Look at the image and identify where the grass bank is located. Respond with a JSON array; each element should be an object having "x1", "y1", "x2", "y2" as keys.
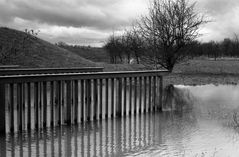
[{"x1": 164, "y1": 58, "x2": 239, "y2": 86}]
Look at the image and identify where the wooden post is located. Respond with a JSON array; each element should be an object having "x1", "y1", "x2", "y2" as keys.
[
  {"x1": 10, "y1": 83, "x2": 14, "y2": 132},
  {"x1": 86, "y1": 79, "x2": 91, "y2": 121},
  {"x1": 116, "y1": 78, "x2": 122, "y2": 117},
  {"x1": 144, "y1": 77, "x2": 147, "y2": 113},
  {"x1": 93, "y1": 79, "x2": 98, "y2": 120},
  {"x1": 39, "y1": 82, "x2": 42, "y2": 128},
  {"x1": 129, "y1": 77, "x2": 132, "y2": 115},
  {"x1": 153, "y1": 76, "x2": 157, "y2": 112},
  {"x1": 80, "y1": 80, "x2": 85, "y2": 122},
  {"x1": 159, "y1": 76, "x2": 163, "y2": 111},
  {"x1": 123, "y1": 78, "x2": 127, "y2": 116},
  {"x1": 99, "y1": 79, "x2": 103, "y2": 119},
  {"x1": 34, "y1": 82, "x2": 39, "y2": 129},
  {"x1": 74, "y1": 80, "x2": 79, "y2": 124},
  {"x1": 148, "y1": 76, "x2": 152, "y2": 112},
  {"x1": 50, "y1": 81, "x2": 54, "y2": 127},
  {"x1": 139, "y1": 77, "x2": 142, "y2": 114},
  {"x1": 0, "y1": 83, "x2": 6, "y2": 134},
  {"x1": 134, "y1": 77, "x2": 137, "y2": 114},
  {"x1": 22, "y1": 83, "x2": 25, "y2": 129},
  {"x1": 17, "y1": 83, "x2": 23, "y2": 131},
  {"x1": 111, "y1": 78, "x2": 114, "y2": 118},
  {"x1": 66, "y1": 80, "x2": 72, "y2": 124},
  {"x1": 43, "y1": 82, "x2": 47, "y2": 128},
  {"x1": 105, "y1": 78, "x2": 109, "y2": 118},
  {"x1": 58, "y1": 81, "x2": 62, "y2": 125}
]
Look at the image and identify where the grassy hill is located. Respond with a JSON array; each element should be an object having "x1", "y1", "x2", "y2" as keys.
[
  {"x1": 0, "y1": 27, "x2": 97, "y2": 68},
  {"x1": 61, "y1": 45, "x2": 110, "y2": 63}
]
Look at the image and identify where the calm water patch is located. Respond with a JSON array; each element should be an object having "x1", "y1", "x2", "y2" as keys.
[{"x1": 1, "y1": 84, "x2": 239, "y2": 157}]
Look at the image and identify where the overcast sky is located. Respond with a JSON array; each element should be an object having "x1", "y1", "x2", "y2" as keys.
[{"x1": 1, "y1": 0, "x2": 239, "y2": 47}]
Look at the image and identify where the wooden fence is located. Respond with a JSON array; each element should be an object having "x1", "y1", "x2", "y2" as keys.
[{"x1": 0, "y1": 70, "x2": 168, "y2": 134}]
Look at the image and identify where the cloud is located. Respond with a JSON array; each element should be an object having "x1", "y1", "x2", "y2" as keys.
[
  {"x1": 0, "y1": 0, "x2": 147, "y2": 30},
  {"x1": 196, "y1": 0, "x2": 239, "y2": 41}
]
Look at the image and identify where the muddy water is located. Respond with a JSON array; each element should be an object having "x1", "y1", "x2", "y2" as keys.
[{"x1": 1, "y1": 84, "x2": 239, "y2": 157}]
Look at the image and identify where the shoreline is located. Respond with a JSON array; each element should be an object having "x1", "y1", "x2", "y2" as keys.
[{"x1": 164, "y1": 73, "x2": 239, "y2": 86}]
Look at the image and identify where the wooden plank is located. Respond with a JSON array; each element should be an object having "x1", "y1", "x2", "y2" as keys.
[
  {"x1": 111, "y1": 78, "x2": 114, "y2": 118},
  {"x1": 0, "y1": 67, "x2": 104, "y2": 76},
  {"x1": 123, "y1": 78, "x2": 127, "y2": 116},
  {"x1": 0, "y1": 70, "x2": 169, "y2": 84},
  {"x1": 0, "y1": 83, "x2": 6, "y2": 134},
  {"x1": 74, "y1": 80, "x2": 79, "y2": 124},
  {"x1": 10, "y1": 83, "x2": 14, "y2": 132},
  {"x1": 105, "y1": 78, "x2": 109, "y2": 118},
  {"x1": 66, "y1": 80, "x2": 72, "y2": 124},
  {"x1": 43, "y1": 82, "x2": 47, "y2": 127}
]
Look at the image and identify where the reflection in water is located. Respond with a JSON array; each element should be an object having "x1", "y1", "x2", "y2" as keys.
[
  {"x1": 3, "y1": 113, "x2": 164, "y2": 157},
  {"x1": 163, "y1": 84, "x2": 196, "y2": 111},
  {"x1": 2, "y1": 85, "x2": 239, "y2": 156}
]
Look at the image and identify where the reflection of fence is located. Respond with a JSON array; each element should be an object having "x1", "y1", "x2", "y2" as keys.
[
  {"x1": 0, "y1": 67, "x2": 104, "y2": 75},
  {"x1": 0, "y1": 70, "x2": 168, "y2": 133},
  {"x1": 2, "y1": 113, "x2": 161, "y2": 157}
]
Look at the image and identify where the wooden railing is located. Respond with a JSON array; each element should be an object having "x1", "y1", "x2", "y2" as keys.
[
  {"x1": 0, "y1": 70, "x2": 168, "y2": 134},
  {"x1": 0, "y1": 67, "x2": 104, "y2": 75}
]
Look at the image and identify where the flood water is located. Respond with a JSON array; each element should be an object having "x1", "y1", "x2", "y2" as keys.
[{"x1": 1, "y1": 84, "x2": 239, "y2": 157}]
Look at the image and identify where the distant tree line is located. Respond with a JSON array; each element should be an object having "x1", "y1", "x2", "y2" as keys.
[{"x1": 188, "y1": 35, "x2": 239, "y2": 60}]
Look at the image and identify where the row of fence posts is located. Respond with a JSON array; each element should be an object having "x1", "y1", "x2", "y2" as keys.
[{"x1": 0, "y1": 74, "x2": 164, "y2": 134}]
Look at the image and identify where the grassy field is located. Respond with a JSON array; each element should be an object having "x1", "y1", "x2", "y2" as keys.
[
  {"x1": 165, "y1": 58, "x2": 239, "y2": 86},
  {"x1": 62, "y1": 46, "x2": 110, "y2": 63}
]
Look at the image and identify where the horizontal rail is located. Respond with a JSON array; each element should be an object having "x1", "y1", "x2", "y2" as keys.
[
  {"x1": 0, "y1": 65, "x2": 20, "y2": 69},
  {"x1": 0, "y1": 67, "x2": 104, "y2": 76},
  {"x1": 0, "y1": 70, "x2": 169, "y2": 83}
]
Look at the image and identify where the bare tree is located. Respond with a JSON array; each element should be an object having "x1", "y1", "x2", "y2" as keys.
[{"x1": 138, "y1": 0, "x2": 207, "y2": 71}]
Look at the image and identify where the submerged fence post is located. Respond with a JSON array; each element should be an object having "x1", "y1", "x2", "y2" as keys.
[
  {"x1": 0, "y1": 83, "x2": 5, "y2": 134},
  {"x1": 159, "y1": 76, "x2": 163, "y2": 111},
  {"x1": 116, "y1": 78, "x2": 122, "y2": 117},
  {"x1": 66, "y1": 80, "x2": 72, "y2": 124}
]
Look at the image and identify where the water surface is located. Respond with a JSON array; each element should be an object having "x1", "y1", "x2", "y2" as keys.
[{"x1": 1, "y1": 84, "x2": 239, "y2": 157}]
